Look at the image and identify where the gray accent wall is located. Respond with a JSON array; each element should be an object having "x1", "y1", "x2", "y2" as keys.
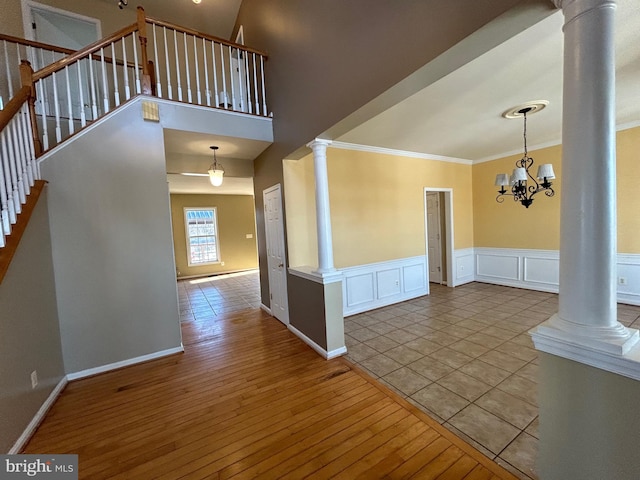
[
  {"x1": 288, "y1": 274, "x2": 327, "y2": 349},
  {"x1": 40, "y1": 99, "x2": 183, "y2": 375},
  {"x1": 538, "y1": 353, "x2": 640, "y2": 479},
  {"x1": 0, "y1": 191, "x2": 65, "y2": 453}
]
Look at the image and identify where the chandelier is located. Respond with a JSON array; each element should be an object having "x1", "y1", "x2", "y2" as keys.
[
  {"x1": 495, "y1": 104, "x2": 555, "y2": 208},
  {"x1": 208, "y1": 146, "x2": 225, "y2": 187}
]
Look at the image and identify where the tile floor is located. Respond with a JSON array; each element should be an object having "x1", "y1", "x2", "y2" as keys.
[
  {"x1": 176, "y1": 272, "x2": 640, "y2": 480},
  {"x1": 344, "y1": 282, "x2": 640, "y2": 480},
  {"x1": 177, "y1": 270, "x2": 262, "y2": 323}
]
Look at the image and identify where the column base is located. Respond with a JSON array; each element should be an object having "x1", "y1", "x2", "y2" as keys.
[{"x1": 531, "y1": 313, "x2": 640, "y2": 381}]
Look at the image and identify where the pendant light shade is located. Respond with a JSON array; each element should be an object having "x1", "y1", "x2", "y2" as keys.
[{"x1": 207, "y1": 146, "x2": 224, "y2": 187}]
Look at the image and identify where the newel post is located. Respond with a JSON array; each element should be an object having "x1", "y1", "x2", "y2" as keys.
[
  {"x1": 19, "y1": 60, "x2": 42, "y2": 157},
  {"x1": 136, "y1": 6, "x2": 153, "y2": 95}
]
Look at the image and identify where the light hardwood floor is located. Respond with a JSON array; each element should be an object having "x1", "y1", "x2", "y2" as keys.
[{"x1": 24, "y1": 275, "x2": 518, "y2": 479}]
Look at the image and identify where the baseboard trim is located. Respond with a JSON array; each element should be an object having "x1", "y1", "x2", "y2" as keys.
[
  {"x1": 9, "y1": 376, "x2": 68, "y2": 454},
  {"x1": 287, "y1": 324, "x2": 346, "y2": 360},
  {"x1": 66, "y1": 345, "x2": 185, "y2": 381},
  {"x1": 260, "y1": 303, "x2": 272, "y2": 315}
]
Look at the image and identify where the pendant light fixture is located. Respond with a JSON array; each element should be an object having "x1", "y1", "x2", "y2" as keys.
[
  {"x1": 495, "y1": 102, "x2": 555, "y2": 208},
  {"x1": 208, "y1": 146, "x2": 224, "y2": 187}
]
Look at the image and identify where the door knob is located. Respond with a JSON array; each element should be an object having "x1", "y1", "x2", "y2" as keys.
[{"x1": 278, "y1": 263, "x2": 284, "y2": 268}]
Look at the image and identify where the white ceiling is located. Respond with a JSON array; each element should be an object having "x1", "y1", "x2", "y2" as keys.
[{"x1": 337, "y1": 0, "x2": 640, "y2": 162}]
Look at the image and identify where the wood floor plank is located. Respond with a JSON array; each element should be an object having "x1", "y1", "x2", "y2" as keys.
[{"x1": 23, "y1": 299, "x2": 519, "y2": 480}]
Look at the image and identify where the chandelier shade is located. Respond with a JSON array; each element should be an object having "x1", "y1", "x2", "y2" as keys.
[{"x1": 494, "y1": 105, "x2": 555, "y2": 209}]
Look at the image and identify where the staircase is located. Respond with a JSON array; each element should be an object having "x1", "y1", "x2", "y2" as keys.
[{"x1": 0, "y1": 6, "x2": 269, "y2": 256}]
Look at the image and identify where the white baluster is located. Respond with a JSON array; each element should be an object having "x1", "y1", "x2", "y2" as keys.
[
  {"x1": 3, "y1": 41, "x2": 13, "y2": 99},
  {"x1": 0, "y1": 130, "x2": 17, "y2": 224},
  {"x1": 122, "y1": 37, "x2": 131, "y2": 100},
  {"x1": 260, "y1": 55, "x2": 267, "y2": 116},
  {"x1": 6, "y1": 123, "x2": 24, "y2": 209},
  {"x1": 193, "y1": 36, "x2": 201, "y2": 105},
  {"x1": 111, "y1": 43, "x2": 120, "y2": 107},
  {"x1": 76, "y1": 60, "x2": 87, "y2": 127},
  {"x1": 211, "y1": 40, "x2": 219, "y2": 107},
  {"x1": 174, "y1": 30, "x2": 182, "y2": 101},
  {"x1": 152, "y1": 25, "x2": 162, "y2": 97},
  {"x1": 220, "y1": 43, "x2": 227, "y2": 109},
  {"x1": 22, "y1": 103, "x2": 38, "y2": 181},
  {"x1": 244, "y1": 49, "x2": 252, "y2": 114},
  {"x1": 38, "y1": 50, "x2": 49, "y2": 117},
  {"x1": 252, "y1": 53, "x2": 259, "y2": 115},
  {"x1": 88, "y1": 55, "x2": 98, "y2": 119},
  {"x1": 36, "y1": 78, "x2": 49, "y2": 150},
  {"x1": 163, "y1": 27, "x2": 172, "y2": 99},
  {"x1": 228, "y1": 46, "x2": 236, "y2": 110},
  {"x1": 184, "y1": 33, "x2": 192, "y2": 103},
  {"x1": 132, "y1": 32, "x2": 141, "y2": 94},
  {"x1": 203, "y1": 38, "x2": 211, "y2": 106},
  {"x1": 100, "y1": 48, "x2": 109, "y2": 113},
  {"x1": 65, "y1": 66, "x2": 74, "y2": 135},
  {"x1": 17, "y1": 106, "x2": 34, "y2": 187},
  {"x1": 235, "y1": 48, "x2": 244, "y2": 112},
  {"x1": 0, "y1": 147, "x2": 9, "y2": 238},
  {"x1": 12, "y1": 119, "x2": 30, "y2": 197},
  {"x1": 51, "y1": 72, "x2": 62, "y2": 143}
]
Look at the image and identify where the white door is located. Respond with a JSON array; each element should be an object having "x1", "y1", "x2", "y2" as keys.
[
  {"x1": 426, "y1": 192, "x2": 442, "y2": 284},
  {"x1": 23, "y1": 2, "x2": 101, "y2": 119},
  {"x1": 263, "y1": 184, "x2": 289, "y2": 325}
]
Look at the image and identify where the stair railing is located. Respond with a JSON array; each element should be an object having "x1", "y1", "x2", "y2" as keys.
[
  {"x1": 0, "y1": 81, "x2": 39, "y2": 248},
  {"x1": 0, "y1": 33, "x2": 74, "y2": 113},
  {"x1": 145, "y1": 13, "x2": 269, "y2": 115}
]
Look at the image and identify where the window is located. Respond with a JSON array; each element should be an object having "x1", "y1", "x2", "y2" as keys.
[{"x1": 185, "y1": 208, "x2": 220, "y2": 266}]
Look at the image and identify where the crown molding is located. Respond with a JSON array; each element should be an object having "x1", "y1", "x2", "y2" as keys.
[{"x1": 329, "y1": 141, "x2": 473, "y2": 165}]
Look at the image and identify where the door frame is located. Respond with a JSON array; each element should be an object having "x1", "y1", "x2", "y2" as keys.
[
  {"x1": 21, "y1": 0, "x2": 102, "y2": 43},
  {"x1": 423, "y1": 188, "x2": 454, "y2": 287},
  {"x1": 263, "y1": 183, "x2": 290, "y2": 324}
]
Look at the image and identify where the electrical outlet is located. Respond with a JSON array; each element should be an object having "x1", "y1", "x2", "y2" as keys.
[
  {"x1": 221, "y1": 262, "x2": 225, "y2": 266},
  {"x1": 619, "y1": 277, "x2": 627, "y2": 285},
  {"x1": 30, "y1": 370, "x2": 38, "y2": 389},
  {"x1": 246, "y1": 233, "x2": 253, "y2": 239}
]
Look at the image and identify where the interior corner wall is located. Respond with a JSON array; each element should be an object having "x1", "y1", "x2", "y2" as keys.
[
  {"x1": 282, "y1": 156, "x2": 318, "y2": 268},
  {"x1": 170, "y1": 193, "x2": 258, "y2": 278},
  {"x1": 472, "y1": 126, "x2": 640, "y2": 253},
  {"x1": 326, "y1": 149, "x2": 473, "y2": 268},
  {"x1": 0, "y1": 191, "x2": 65, "y2": 453},
  {"x1": 235, "y1": 0, "x2": 551, "y2": 302},
  {"x1": 40, "y1": 100, "x2": 182, "y2": 375}
]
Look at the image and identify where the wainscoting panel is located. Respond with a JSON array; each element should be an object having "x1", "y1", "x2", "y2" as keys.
[
  {"x1": 343, "y1": 256, "x2": 428, "y2": 316},
  {"x1": 473, "y1": 248, "x2": 640, "y2": 305},
  {"x1": 453, "y1": 248, "x2": 475, "y2": 287},
  {"x1": 377, "y1": 269, "x2": 402, "y2": 299},
  {"x1": 404, "y1": 263, "x2": 427, "y2": 292},
  {"x1": 477, "y1": 253, "x2": 520, "y2": 281},
  {"x1": 345, "y1": 273, "x2": 375, "y2": 308}
]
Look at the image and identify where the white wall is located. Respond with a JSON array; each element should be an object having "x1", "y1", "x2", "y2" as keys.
[{"x1": 39, "y1": 98, "x2": 183, "y2": 375}]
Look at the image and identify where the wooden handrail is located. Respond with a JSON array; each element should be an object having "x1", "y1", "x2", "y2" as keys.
[
  {"x1": 0, "y1": 33, "x2": 76, "y2": 55},
  {"x1": 146, "y1": 16, "x2": 269, "y2": 58},
  {"x1": 32, "y1": 23, "x2": 138, "y2": 81},
  {"x1": 0, "y1": 87, "x2": 30, "y2": 134}
]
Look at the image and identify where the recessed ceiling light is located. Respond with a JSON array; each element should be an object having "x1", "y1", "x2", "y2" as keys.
[
  {"x1": 193, "y1": 0, "x2": 202, "y2": 4},
  {"x1": 502, "y1": 100, "x2": 549, "y2": 119}
]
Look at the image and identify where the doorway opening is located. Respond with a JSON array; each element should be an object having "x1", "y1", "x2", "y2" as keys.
[{"x1": 424, "y1": 188, "x2": 454, "y2": 286}]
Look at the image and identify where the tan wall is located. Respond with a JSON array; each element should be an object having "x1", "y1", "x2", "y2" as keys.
[
  {"x1": 171, "y1": 194, "x2": 258, "y2": 278},
  {"x1": 284, "y1": 148, "x2": 474, "y2": 270},
  {"x1": 473, "y1": 126, "x2": 640, "y2": 253},
  {"x1": 283, "y1": 156, "x2": 317, "y2": 267}
]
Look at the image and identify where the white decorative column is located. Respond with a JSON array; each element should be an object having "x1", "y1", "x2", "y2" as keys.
[
  {"x1": 532, "y1": 0, "x2": 639, "y2": 368},
  {"x1": 308, "y1": 139, "x2": 336, "y2": 274}
]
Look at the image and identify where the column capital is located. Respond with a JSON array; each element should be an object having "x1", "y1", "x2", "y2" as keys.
[
  {"x1": 307, "y1": 138, "x2": 332, "y2": 150},
  {"x1": 552, "y1": 0, "x2": 615, "y2": 8}
]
